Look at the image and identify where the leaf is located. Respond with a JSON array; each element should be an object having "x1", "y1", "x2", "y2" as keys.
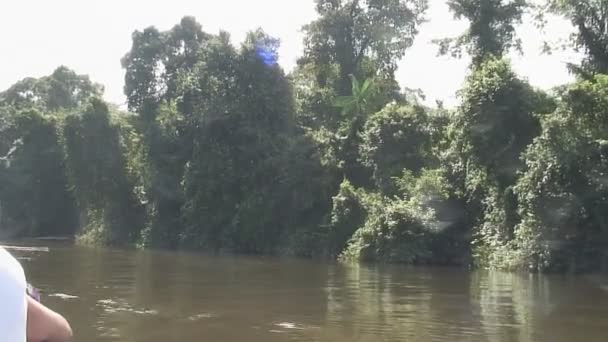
[
  {"x1": 360, "y1": 78, "x2": 372, "y2": 96},
  {"x1": 350, "y1": 75, "x2": 360, "y2": 97},
  {"x1": 333, "y1": 96, "x2": 356, "y2": 108}
]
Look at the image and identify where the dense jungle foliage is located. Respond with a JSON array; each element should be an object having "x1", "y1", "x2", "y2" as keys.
[{"x1": 2, "y1": 0, "x2": 608, "y2": 272}]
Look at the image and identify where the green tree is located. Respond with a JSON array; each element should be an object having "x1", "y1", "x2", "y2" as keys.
[
  {"x1": 122, "y1": 16, "x2": 209, "y2": 114},
  {"x1": 324, "y1": 179, "x2": 367, "y2": 257},
  {"x1": 180, "y1": 29, "x2": 328, "y2": 254},
  {"x1": 0, "y1": 110, "x2": 77, "y2": 237},
  {"x1": 121, "y1": 16, "x2": 210, "y2": 247},
  {"x1": 435, "y1": 0, "x2": 527, "y2": 65},
  {"x1": 293, "y1": 0, "x2": 429, "y2": 194},
  {"x1": 434, "y1": 0, "x2": 554, "y2": 269},
  {"x1": 0, "y1": 66, "x2": 103, "y2": 112},
  {"x1": 359, "y1": 103, "x2": 432, "y2": 194},
  {"x1": 448, "y1": 58, "x2": 549, "y2": 267},
  {"x1": 63, "y1": 99, "x2": 144, "y2": 245},
  {"x1": 301, "y1": 0, "x2": 428, "y2": 95},
  {"x1": 331, "y1": 75, "x2": 381, "y2": 185},
  {"x1": 547, "y1": 0, "x2": 608, "y2": 76},
  {"x1": 0, "y1": 106, "x2": 17, "y2": 159},
  {"x1": 341, "y1": 170, "x2": 449, "y2": 263},
  {"x1": 0, "y1": 67, "x2": 100, "y2": 238},
  {"x1": 514, "y1": 75, "x2": 608, "y2": 271},
  {"x1": 456, "y1": 58, "x2": 543, "y2": 188}
]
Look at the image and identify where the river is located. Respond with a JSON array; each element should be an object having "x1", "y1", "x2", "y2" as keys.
[{"x1": 6, "y1": 241, "x2": 608, "y2": 341}]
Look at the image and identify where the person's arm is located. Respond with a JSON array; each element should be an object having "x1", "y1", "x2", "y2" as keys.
[{"x1": 26, "y1": 296, "x2": 73, "y2": 342}]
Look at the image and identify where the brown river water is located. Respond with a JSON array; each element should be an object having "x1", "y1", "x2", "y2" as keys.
[{"x1": 5, "y1": 241, "x2": 608, "y2": 341}]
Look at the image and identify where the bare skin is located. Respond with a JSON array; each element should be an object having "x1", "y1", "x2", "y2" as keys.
[{"x1": 26, "y1": 296, "x2": 73, "y2": 342}]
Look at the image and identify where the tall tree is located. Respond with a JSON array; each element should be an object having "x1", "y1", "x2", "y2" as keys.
[
  {"x1": 0, "y1": 110, "x2": 77, "y2": 237},
  {"x1": 456, "y1": 59, "x2": 543, "y2": 188},
  {"x1": 295, "y1": 0, "x2": 428, "y2": 189},
  {"x1": 436, "y1": 0, "x2": 552, "y2": 268},
  {"x1": 515, "y1": 75, "x2": 608, "y2": 271},
  {"x1": 180, "y1": 29, "x2": 320, "y2": 253},
  {"x1": 122, "y1": 16, "x2": 209, "y2": 115},
  {"x1": 547, "y1": 0, "x2": 608, "y2": 76},
  {"x1": 63, "y1": 99, "x2": 144, "y2": 244},
  {"x1": 0, "y1": 66, "x2": 103, "y2": 112},
  {"x1": 300, "y1": 0, "x2": 428, "y2": 95},
  {"x1": 436, "y1": 0, "x2": 527, "y2": 65},
  {"x1": 121, "y1": 16, "x2": 210, "y2": 247},
  {"x1": 0, "y1": 67, "x2": 100, "y2": 238}
]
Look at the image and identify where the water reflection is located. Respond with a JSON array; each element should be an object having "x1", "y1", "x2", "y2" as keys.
[
  {"x1": 5, "y1": 242, "x2": 608, "y2": 342},
  {"x1": 325, "y1": 265, "x2": 479, "y2": 341},
  {"x1": 473, "y1": 272, "x2": 535, "y2": 341}
]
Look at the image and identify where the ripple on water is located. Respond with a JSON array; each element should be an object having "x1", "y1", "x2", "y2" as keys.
[
  {"x1": 272, "y1": 321, "x2": 321, "y2": 333},
  {"x1": 187, "y1": 313, "x2": 215, "y2": 321},
  {"x1": 48, "y1": 293, "x2": 79, "y2": 300},
  {"x1": 97, "y1": 326, "x2": 121, "y2": 338},
  {"x1": 97, "y1": 298, "x2": 159, "y2": 315},
  {"x1": 275, "y1": 322, "x2": 304, "y2": 330}
]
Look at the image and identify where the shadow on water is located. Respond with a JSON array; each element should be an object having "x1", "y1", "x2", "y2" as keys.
[{"x1": 5, "y1": 241, "x2": 608, "y2": 341}]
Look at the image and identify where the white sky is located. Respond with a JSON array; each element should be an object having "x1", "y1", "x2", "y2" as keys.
[{"x1": 0, "y1": 0, "x2": 581, "y2": 108}]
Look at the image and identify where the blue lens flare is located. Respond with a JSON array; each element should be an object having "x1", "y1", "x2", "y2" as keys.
[{"x1": 255, "y1": 43, "x2": 278, "y2": 66}]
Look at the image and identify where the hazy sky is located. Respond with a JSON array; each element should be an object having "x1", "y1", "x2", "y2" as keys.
[{"x1": 0, "y1": 0, "x2": 581, "y2": 108}]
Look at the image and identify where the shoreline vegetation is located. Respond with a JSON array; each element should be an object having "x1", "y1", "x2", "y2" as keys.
[{"x1": 2, "y1": 0, "x2": 608, "y2": 273}]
